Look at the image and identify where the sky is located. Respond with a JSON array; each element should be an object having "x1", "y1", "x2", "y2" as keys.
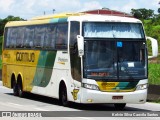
[{"x1": 0, "y1": 0, "x2": 160, "y2": 19}]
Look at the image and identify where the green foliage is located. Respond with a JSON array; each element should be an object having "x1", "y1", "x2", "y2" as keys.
[
  {"x1": 0, "y1": 15, "x2": 25, "y2": 36},
  {"x1": 148, "y1": 64, "x2": 160, "y2": 85},
  {"x1": 131, "y1": 8, "x2": 154, "y2": 20},
  {"x1": 143, "y1": 15, "x2": 160, "y2": 57},
  {"x1": 0, "y1": 58, "x2": 1, "y2": 69},
  {"x1": 0, "y1": 36, "x2": 2, "y2": 55}
]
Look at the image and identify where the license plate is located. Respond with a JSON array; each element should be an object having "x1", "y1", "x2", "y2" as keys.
[{"x1": 112, "y1": 96, "x2": 123, "y2": 100}]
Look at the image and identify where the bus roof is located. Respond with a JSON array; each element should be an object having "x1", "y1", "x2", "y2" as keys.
[
  {"x1": 31, "y1": 12, "x2": 85, "y2": 20},
  {"x1": 68, "y1": 14, "x2": 142, "y2": 23},
  {"x1": 5, "y1": 12, "x2": 142, "y2": 27},
  {"x1": 5, "y1": 12, "x2": 85, "y2": 27}
]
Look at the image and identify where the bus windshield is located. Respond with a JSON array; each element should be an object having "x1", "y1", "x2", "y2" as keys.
[
  {"x1": 83, "y1": 22, "x2": 147, "y2": 81},
  {"x1": 83, "y1": 22, "x2": 145, "y2": 39}
]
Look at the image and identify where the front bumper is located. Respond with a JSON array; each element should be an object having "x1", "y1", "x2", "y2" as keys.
[{"x1": 80, "y1": 88, "x2": 147, "y2": 104}]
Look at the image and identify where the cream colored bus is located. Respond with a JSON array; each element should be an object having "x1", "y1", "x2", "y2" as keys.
[{"x1": 2, "y1": 13, "x2": 158, "y2": 110}]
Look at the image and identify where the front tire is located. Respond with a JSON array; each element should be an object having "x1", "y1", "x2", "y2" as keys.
[{"x1": 60, "y1": 85, "x2": 70, "y2": 106}]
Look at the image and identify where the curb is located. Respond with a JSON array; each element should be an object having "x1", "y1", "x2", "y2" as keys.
[{"x1": 147, "y1": 84, "x2": 160, "y2": 101}]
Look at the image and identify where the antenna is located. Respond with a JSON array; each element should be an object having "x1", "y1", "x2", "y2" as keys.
[{"x1": 53, "y1": 9, "x2": 55, "y2": 14}]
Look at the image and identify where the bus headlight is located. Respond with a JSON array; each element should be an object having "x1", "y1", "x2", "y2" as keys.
[
  {"x1": 82, "y1": 83, "x2": 99, "y2": 90},
  {"x1": 136, "y1": 84, "x2": 148, "y2": 90}
]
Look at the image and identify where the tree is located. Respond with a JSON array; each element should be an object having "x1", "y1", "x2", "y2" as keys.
[
  {"x1": 158, "y1": 8, "x2": 160, "y2": 14},
  {"x1": 131, "y1": 8, "x2": 154, "y2": 19},
  {"x1": 0, "y1": 15, "x2": 24, "y2": 36}
]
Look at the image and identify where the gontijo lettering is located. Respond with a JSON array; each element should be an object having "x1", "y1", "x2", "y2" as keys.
[{"x1": 16, "y1": 52, "x2": 35, "y2": 62}]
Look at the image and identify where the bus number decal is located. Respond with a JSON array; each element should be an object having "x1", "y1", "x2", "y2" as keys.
[
  {"x1": 91, "y1": 72, "x2": 109, "y2": 77},
  {"x1": 16, "y1": 52, "x2": 35, "y2": 62}
]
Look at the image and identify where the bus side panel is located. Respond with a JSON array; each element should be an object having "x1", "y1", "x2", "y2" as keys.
[
  {"x1": 2, "y1": 64, "x2": 9, "y2": 88},
  {"x1": 2, "y1": 50, "x2": 40, "y2": 91},
  {"x1": 2, "y1": 50, "x2": 15, "y2": 88},
  {"x1": 23, "y1": 66, "x2": 37, "y2": 91}
]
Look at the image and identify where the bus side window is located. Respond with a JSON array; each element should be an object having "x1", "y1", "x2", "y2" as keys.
[
  {"x1": 34, "y1": 25, "x2": 46, "y2": 48},
  {"x1": 5, "y1": 28, "x2": 10, "y2": 48},
  {"x1": 70, "y1": 21, "x2": 80, "y2": 54},
  {"x1": 16, "y1": 27, "x2": 25, "y2": 48},
  {"x1": 24, "y1": 27, "x2": 34, "y2": 48},
  {"x1": 69, "y1": 21, "x2": 81, "y2": 81},
  {"x1": 9, "y1": 28, "x2": 17, "y2": 48},
  {"x1": 45, "y1": 25, "x2": 56, "y2": 49},
  {"x1": 55, "y1": 24, "x2": 68, "y2": 49}
]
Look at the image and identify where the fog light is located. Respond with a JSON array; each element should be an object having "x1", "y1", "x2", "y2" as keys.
[{"x1": 87, "y1": 99, "x2": 93, "y2": 103}]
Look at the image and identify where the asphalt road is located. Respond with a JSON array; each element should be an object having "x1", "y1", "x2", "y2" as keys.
[{"x1": 0, "y1": 81, "x2": 160, "y2": 120}]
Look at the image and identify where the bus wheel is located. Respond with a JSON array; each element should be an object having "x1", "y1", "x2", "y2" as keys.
[
  {"x1": 17, "y1": 81, "x2": 24, "y2": 97},
  {"x1": 60, "y1": 84, "x2": 69, "y2": 106},
  {"x1": 13, "y1": 80, "x2": 18, "y2": 96},
  {"x1": 114, "y1": 103, "x2": 126, "y2": 110}
]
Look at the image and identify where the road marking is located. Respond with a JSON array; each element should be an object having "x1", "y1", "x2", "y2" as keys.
[{"x1": 34, "y1": 108, "x2": 49, "y2": 111}]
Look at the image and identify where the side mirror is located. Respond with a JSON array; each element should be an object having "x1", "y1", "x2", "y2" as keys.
[
  {"x1": 77, "y1": 35, "x2": 84, "y2": 57},
  {"x1": 146, "y1": 36, "x2": 158, "y2": 59}
]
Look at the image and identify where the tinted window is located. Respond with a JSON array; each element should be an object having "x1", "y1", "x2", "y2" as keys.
[
  {"x1": 45, "y1": 25, "x2": 56, "y2": 49},
  {"x1": 24, "y1": 27, "x2": 34, "y2": 48},
  {"x1": 55, "y1": 24, "x2": 68, "y2": 49},
  {"x1": 34, "y1": 26, "x2": 46, "y2": 48},
  {"x1": 69, "y1": 21, "x2": 81, "y2": 81},
  {"x1": 16, "y1": 27, "x2": 25, "y2": 48},
  {"x1": 83, "y1": 22, "x2": 145, "y2": 39},
  {"x1": 70, "y1": 21, "x2": 80, "y2": 47},
  {"x1": 4, "y1": 23, "x2": 68, "y2": 50},
  {"x1": 8, "y1": 27, "x2": 17, "y2": 48}
]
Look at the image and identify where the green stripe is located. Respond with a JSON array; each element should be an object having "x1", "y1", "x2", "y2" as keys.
[
  {"x1": 32, "y1": 51, "x2": 57, "y2": 87},
  {"x1": 113, "y1": 82, "x2": 138, "y2": 90},
  {"x1": 50, "y1": 17, "x2": 68, "y2": 23}
]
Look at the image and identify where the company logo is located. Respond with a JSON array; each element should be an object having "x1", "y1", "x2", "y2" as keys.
[
  {"x1": 2, "y1": 112, "x2": 11, "y2": 117},
  {"x1": 57, "y1": 57, "x2": 68, "y2": 65},
  {"x1": 1, "y1": 112, "x2": 42, "y2": 117},
  {"x1": 16, "y1": 52, "x2": 35, "y2": 62}
]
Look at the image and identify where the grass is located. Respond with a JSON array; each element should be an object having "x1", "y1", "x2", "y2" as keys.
[
  {"x1": 148, "y1": 63, "x2": 160, "y2": 85},
  {"x1": 154, "y1": 100, "x2": 160, "y2": 103},
  {"x1": 149, "y1": 100, "x2": 160, "y2": 104},
  {"x1": 0, "y1": 36, "x2": 2, "y2": 55},
  {"x1": 144, "y1": 19, "x2": 152, "y2": 24}
]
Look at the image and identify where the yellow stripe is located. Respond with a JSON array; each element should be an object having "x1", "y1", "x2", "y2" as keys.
[
  {"x1": 57, "y1": 62, "x2": 65, "y2": 65},
  {"x1": 97, "y1": 82, "x2": 119, "y2": 91},
  {"x1": 5, "y1": 19, "x2": 50, "y2": 27},
  {"x1": 97, "y1": 81, "x2": 135, "y2": 92}
]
